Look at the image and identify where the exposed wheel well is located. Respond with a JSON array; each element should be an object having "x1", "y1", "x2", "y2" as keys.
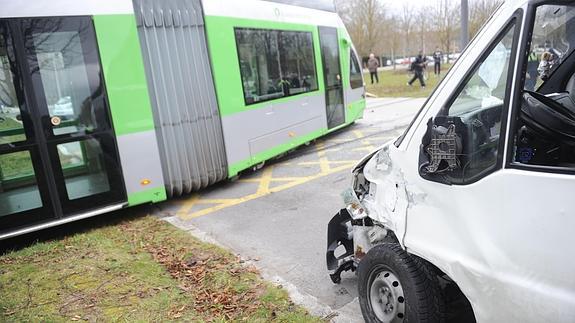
[
  {"x1": 368, "y1": 229, "x2": 476, "y2": 322},
  {"x1": 414, "y1": 254, "x2": 477, "y2": 323}
]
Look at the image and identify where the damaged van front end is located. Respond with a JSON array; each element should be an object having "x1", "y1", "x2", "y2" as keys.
[
  {"x1": 326, "y1": 1, "x2": 575, "y2": 322},
  {"x1": 327, "y1": 142, "x2": 408, "y2": 283}
]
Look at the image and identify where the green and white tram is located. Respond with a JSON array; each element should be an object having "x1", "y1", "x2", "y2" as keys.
[{"x1": 0, "y1": 0, "x2": 365, "y2": 239}]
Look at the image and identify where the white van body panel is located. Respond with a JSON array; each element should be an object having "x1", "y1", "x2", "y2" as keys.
[{"x1": 359, "y1": 0, "x2": 575, "y2": 321}]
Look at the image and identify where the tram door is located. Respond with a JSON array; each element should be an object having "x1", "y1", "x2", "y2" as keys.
[
  {"x1": 0, "y1": 17, "x2": 126, "y2": 234},
  {"x1": 319, "y1": 26, "x2": 345, "y2": 129}
]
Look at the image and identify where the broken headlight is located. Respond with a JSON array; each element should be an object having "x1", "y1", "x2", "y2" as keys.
[{"x1": 342, "y1": 187, "x2": 368, "y2": 220}]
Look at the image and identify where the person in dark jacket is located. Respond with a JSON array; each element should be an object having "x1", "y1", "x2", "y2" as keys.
[
  {"x1": 433, "y1": 47, "x2": 442, "y2": 76},
  {"x1": 367, "y1": 53, "x2": 380, "y2": 84},
  {"x1": 407, "y1": 51, "x2": 427, "y2": 88}
]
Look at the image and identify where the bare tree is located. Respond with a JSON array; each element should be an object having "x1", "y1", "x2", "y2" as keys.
[
  {"x1": 434, "y1": 0, "x2": 459, "y2": 56},
  {"x1": 336, "y1": 0, "x2": 501, "y2": 64},
  {"x1": 336, "y1": 0, "x2": 386, "y2": 58},
  {"x1": 416, "y1": 6, "x2": 430, "y2": 54},
  {"x1": 469, "y1": 0, "x2": 503, "y2": 37},
  {"x1": 379, "y1": 14, "x2": 401, "y2": 69},
  {"x1": 400, "y1": 3, "x2": 414, "y2": 57}
]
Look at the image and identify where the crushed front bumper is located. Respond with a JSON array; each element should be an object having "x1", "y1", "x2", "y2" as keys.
[{"x1": 326, "y1": 209, "x2": 355, "y2": 284}]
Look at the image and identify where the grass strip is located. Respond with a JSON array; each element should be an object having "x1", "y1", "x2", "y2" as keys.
[{"x1": 0, "y1": 215, "x2": 321, "y2": 322}]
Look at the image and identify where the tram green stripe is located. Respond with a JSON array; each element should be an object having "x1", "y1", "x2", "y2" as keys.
[
  {"x1": 93, "y1": 14, "x2": 156, "y2": 136},
  {"x1": 128, "y1": 186, "x2": 167, "y2": 207},
  {"x1": 347, "y1": 98, "x2": 366, "y2": 123}
]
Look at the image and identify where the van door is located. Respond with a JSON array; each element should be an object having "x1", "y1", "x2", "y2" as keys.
[
  {"x1": 405, "y1": 4, "x2": 575, "y2": 321},
  {"x1": 0, "y1": 17, "x2": 126, "y2": 235},
  {"x1": 400, "y1": 13, "x2": 527, "y2": 322},
  {"x1": 319, "y1": 26, "x2": 345, "y2": 129}
]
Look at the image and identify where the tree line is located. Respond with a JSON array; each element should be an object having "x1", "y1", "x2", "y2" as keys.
[{"x1": 336, "y1": 0, "x2": 503, "y2": 64}]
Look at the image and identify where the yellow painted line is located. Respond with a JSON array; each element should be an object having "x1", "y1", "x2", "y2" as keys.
[
  {"x1": 176, "y1": 194, "x2": 200, "y2": 218},
  {"x1": 175, "y1": 128, "x2": 386, "y2": 220},
  {"x1": 267, "y1": 177, "x2": 313, "y2": 182},
  {"x1": 177, "y1": 162, "x2": 355, "y2": 220},
  {"x1": 237, "y1": 178, "x2": 265, "y2": 183},
  {"x1": 316, "y1": 142, "x2": 331, "y2": 173},
  {"x1": 256, "y1": 166, "x2": 273, "y2": 195},
  {"x1": 352, "y1": 130, "x2": 365, "y2": 139},
  {"x1": 195, "y1": 198, "x2": 237, "y2": 204}
]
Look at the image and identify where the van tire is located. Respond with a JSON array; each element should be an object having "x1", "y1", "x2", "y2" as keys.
[{"x1": 358, "y1": 243, "x2": 444, "y2": 323}]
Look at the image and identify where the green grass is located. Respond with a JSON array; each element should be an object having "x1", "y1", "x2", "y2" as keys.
[
  {"x1": 0, "y1": 117, "x2": 29, "y2": 181},
  {"x1": 365, "y1": 65, "x2": 451, "y2": 98},
  {"x1": 0, "y1": 216, "x2": 321, "y2": 322}
]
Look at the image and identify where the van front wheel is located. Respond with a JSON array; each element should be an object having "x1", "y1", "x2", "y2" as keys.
[{"x1": 358, "y1": 243, "x2": 444, "y2": 323}]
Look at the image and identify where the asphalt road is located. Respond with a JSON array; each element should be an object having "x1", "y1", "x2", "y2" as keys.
[{"x1": 156, "y1": 98, "x2": 425, "y2": 322}]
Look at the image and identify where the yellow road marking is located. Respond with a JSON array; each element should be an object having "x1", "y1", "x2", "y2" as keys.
[
  {"x1": 177, "y1": 162, "x2": 354, "y2": 220},
  {"x1": 176, "y1": 195, "x2": 200, "y2": 218},
  {"x1": 316, "y1": 142, "x2": 331, "y2": 173},
  {"x1": 175, "y1": 129, "x2": 389, "y2": 220},
  {"x1": 256, "y1": 166, "x2": 273, "y2": 195},
  {"x1": 352, "y1": 130, "x2": 364, "y2": 139}
]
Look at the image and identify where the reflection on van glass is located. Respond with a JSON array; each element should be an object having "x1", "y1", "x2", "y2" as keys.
[
  {"x1": 515, "y1": 4, "x2": 575, "y2": 168},
  {"x1": 525, "y1": 5, "x2": 575, "y2": 91}
]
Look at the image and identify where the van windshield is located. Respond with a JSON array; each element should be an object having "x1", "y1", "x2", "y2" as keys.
[
  {"x1": 524, "y1": 5, "x2": 575, "y2": 92},
  {"x1": 513, "y1": 3, "x2": 575, "y2": 169}
]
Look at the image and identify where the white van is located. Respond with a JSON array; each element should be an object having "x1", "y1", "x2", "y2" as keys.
[{"x1": 326, "y1": 1, "x2": 575, "y2": 322}]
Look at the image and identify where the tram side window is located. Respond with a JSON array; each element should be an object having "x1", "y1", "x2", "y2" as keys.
[
  {"x1": 350, "y1": 50, "x2": 363, "y2": 89},
  {"x1": 0, "y1": 33, "x2": 26, "y2": 145},
  {"x1": 278, "y1": 31, "x2": 318, "y2": 96},
  {"x1": 235, "y1": 28, "x2": 318, "y2": 105}
]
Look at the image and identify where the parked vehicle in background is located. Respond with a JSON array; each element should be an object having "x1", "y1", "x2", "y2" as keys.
[
  {"x1": 327, "y1": 1, "x2": 575, "y2": 322},
  {"x1": 49, "y1": 96, "x2": 74, "y2": 119}
]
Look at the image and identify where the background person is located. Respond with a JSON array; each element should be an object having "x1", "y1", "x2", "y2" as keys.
[
  {"x1": 367, "y1": 53, "x2": 380, "y2": 84},
  {"x1": 538, "y1": 51, "x2": 552, "y2": 81},
  {"x1": 433, "y1": 47, "x2": 442, "y2": 76},
  {"x1": 407, "y1": 51, "x2": 427, "y2": 88}
]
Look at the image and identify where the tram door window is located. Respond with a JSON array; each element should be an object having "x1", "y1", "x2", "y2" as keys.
[
  {"x1": 319, "y1": 26, "x2": 345, "y2": 129},
  {"x1": 0, "y1": 22, "x2": 50, "y2": 227},
  {"x1": 32, "y1": 30, "x2": 95, "y2": 136},
  {"x1": 0, "y1": 17, "x2": 126, "y2": 233}
]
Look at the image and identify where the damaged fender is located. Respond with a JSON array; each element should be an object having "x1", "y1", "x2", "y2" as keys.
[{"x1": 361, "y1": 143, "x2": 410, "y2": 245}]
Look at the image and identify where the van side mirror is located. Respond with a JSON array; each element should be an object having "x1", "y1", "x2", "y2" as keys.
[{"x1": 418, "y1": 116, "x2": 465, "y2": 184}]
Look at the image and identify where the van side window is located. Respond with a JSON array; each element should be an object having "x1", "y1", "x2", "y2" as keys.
[
  {"x1": 422, "y1": 23, "x2": 516, "y2": 184},
  {"x1": 235, "y1": 28, "x2": 318, "y2": 105},
  {"x1": 350, "y1": 50, "x2": 363, "y2": 89},
  {"x1": 511, "y1": 4, "x2": 575, "y2": 169}
]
